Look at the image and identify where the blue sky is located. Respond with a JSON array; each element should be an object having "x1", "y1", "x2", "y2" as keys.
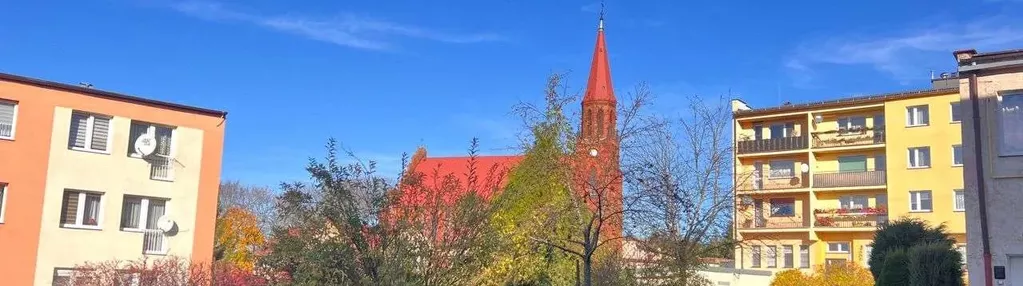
[{"x1": 3, "y1": 0, "x2": 1023, "y2": 187}]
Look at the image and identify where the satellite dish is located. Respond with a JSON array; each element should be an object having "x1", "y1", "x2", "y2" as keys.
[
  {"x1": 801, "y1": 163, "x2": 810, "y2": 173},
  {"x1": 134, "y1": 133, "x2": 157, "y2": 156},
  {"x1": 814, "y1": 115, "x2": 824, "y2": 124},
  {"x1": 156, "y1": 216, "x2": 176, "y2": 233}
]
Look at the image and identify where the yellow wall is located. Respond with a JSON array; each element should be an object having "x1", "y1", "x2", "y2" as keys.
[
  {"x1": 34, "y1": 107, "x2": 207, "y2": 285},
  {"x1": 735, "y1": 117, "x2": 808, "y2": 141},
  {"x1": 883, "y1": 93, "x2": 966, "y2": 235}
]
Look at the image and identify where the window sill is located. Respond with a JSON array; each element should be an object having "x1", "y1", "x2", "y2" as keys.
[
  {"x1": 906, "y1": 124, "x2": 929, "y2": 128},
  {"x1": 150, "y1": 177, "x2": 175, "y2": 182},
  {"x1": 954, "y1": 209, "x2": 965, "y2": 213},
  {"x1": 826, "y1": 251, "x2": 850, "y2": 254},
  {"x1": 121, "y1": 228, "x2": 151, "y2": 233},
  {"x1": 69, "y1": 147, "x2": 111, "y2": 155},
  {"x1": 908, "y1": 210, "x2": 932, "y2": 213},
  {"x1": 907, "y1": 166, "x2": 931, "y2": 170},
  {"x1": 62, "y1": 224, "x2": 102, "y2": 231},
  {"x1": 951, "y1": 121, "x2": 961, "y2": 124},
  {"x1": 143, "y1": 251, "x2": 168, "y2": 256},
  {"x1": 0, "y1": 136, "x2": 13, "y2": 141},
  {"x1": 952, "y1": 164, "x2": 963, "y2": 168}
]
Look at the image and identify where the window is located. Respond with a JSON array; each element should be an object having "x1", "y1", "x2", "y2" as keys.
[
  {"x1": 120, "y1": 196, "x2": 168, "y2": 230},
  {"x1": 954, "y1": 190, "x2": 965, "y2": 212},
  {"x1": 770, "y1": 122, "x2": 795, "y2": 138},
  {"x1": 0, "y1": 100, "x2": 16, "y2": 139},
  {"x1": 875, "y1": 154, "x2": 887, "y2": 171},
  {"x1": 800, "y1": 245, "x2": 810, "y2": 268},
  {"x1": 838, "y1": 155, "x2": 867, "y2": 173},
  {"x1": 828, "y1": 242, "x2": 850, "y2": 253},
  {"x1": 768, "y1": 160, "x2": 794, "y2": 178},
  {"x1": 60, "y1": 190, "x2": 103, "y2": 229},
  {"x1": 864, "y1": 246, "x2": 873, "y2": 267},
  {"x1": 837, "y1": 116, "x2": 867, "y2": 134},
  {"x1": 128, "y1": 121, "x2": 174, "y2": 157},
  {"x1": 783, "y1": 245, "x2": 794, "y2": 268},
  {"x1": 1000, "y1": 93, "x2": 1023, "y2": 156},
  {"x1": 839, "y1": 195, "x2": 868, "y2": 210},
  {"x1": 906, "y1": 105, "x2": 930, "y2": 126},
  {"x1": 952, "y1": 145, "x2": 963, "y2": 166},
  {"x1": 908, "y1": 147, "x2": 931, "y2": 168},
  {"x1": 0, "y1": 183, "x2": 7, "y2": 223},
  {"x1": 53, "y1": 269, "x2": 74, "y2": 286},
  {"x1": 68, "y1": 111, "x2": 112, "y2": 153},
  {"x1": 766, "y1": 246, "x2": 777, "y2": 268},
  {"x1": 910, "y1": 191, "x2": 933, "y2": 212},
  {"x1": 770, "y1": 198, "x2": 795, "y2": 217},
  {"x1": 951, "y1": 102, "x2": 962, "y2": 123},
  {"x1": 957, "y1": 245, "x2": 967, "y2": 265},
  {"x1": 751, "y1": 246, "x2": 761, "y2": 268},
  {"x1": 753, "y1": 123, "x2": 764, "y2": 140}
]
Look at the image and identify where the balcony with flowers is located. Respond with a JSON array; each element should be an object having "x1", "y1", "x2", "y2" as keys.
[{"x1": 813, "y1": 206, "x2": 889, "y2": 230}]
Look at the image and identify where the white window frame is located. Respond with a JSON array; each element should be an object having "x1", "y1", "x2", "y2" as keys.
[
  {"x1": 0, "y1": 183, "x2": 7, "y2": 223},
  {"x1": 906, "y1": 105, "x2": 930, "y2": 127},
  {"x1": 121, "y1": 196, "x2": 169, "y2": 232},
  {"x1": 909, "y1": 190, "x2": 933, "y2": 212},
  {"x1": 766, "y1": 246, "x2": 777, "y2": 268},
  {"x1": 828, "y1": 242, "x2": 850, "y2": 253},
  {"x1": 957, "y1": 244, "x2": 967, "y2": 265},
  {"x1": 128, "y1": 121, "x2": 176, "y2": 158},
  {"x1": 908, "y1": 147, "x2": 931, "y2": 168},
  {"x1": 0, "y1": 100, "x2": 17, "y2": 140},
  {"x1": 768, "y1": 160, "x2": 795, "y2": 178},
  {"x1": 751, "y1": 245, "x2": 761, "y2": 268},
  {"x1": 769, "y1": 122, "x2": 795, "y2": 138},
  {"x1": 61, "y1": 191, "x2": 104, "y2": 230},
  {"x1": 950, "y1": 102, "x2": 962, "y2": 123},
  {"x1": 839, "y1": 195, "x2": 869, "y2": 210},
  {"x1": 953, "y1": 189, "x2": 965, "y2": 212},
  {"x1": 800, "y1": 245, "x2": 810, "y2": 268},
  {"x1": 69, "y1": 111, "x2": 113, "y2": 154},
  {"x1": 952, "y1": 144, "x2": 963, "y2": 166},
  {"x1": 783, "y1": 245, "x2": 794, "y2": 268},
  {"x1": 837, "y1": 116, "x2": 867, "y2": 135},
  {"x1": 998, "y1": 92, "x2": 1023, "y2": 156}
]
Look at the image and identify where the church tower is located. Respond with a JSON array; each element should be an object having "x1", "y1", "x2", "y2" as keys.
[{"x1": 576, "y1": 15, "x2": 623, "y2": 245}]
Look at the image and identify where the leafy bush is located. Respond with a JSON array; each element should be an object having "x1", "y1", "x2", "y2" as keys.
[
  {"x1": 869, "y1": 218, "x2": 955, "y2": 281},
  {"x1": 770, "y1": 269, "x2": 812, "y2": 286},
  {"x1": 876, "y1": 249, "x2": 909, "y2": 286},
  {"x1": 908, "y1": 242, "x2": 964, "y2": 286}
]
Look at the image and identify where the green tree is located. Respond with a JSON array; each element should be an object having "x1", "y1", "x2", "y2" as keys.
[
  {"x1": 868, "y1": 218, "x2": 955, "y2": 282},
  {"x1": 876, "y1": 249, "x2": 909, "y2": 286},
  {"x1": 907, "y1": 242, "x2": 964, "y2": 286}
]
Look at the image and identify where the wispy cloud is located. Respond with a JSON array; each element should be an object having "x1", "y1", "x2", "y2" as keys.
[
  {"x1": 786, "y1": 15, "x2": 1023, "y2": 86},
  {"x1": 168, "y1": 1, "x2": 505, "y2": 50}
]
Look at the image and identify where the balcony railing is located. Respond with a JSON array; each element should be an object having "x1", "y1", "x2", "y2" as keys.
[
  {"x1": 815, "y1": 214, "x2": 889, "y2": 229},
  {"x1": 148, "y1": 157, "x2": 174, "y2": 181},
  {"x1": 738, "y1": 218, "x2": 808, "y2": 230},
  {"x1": 735, "y1": 172, "x2": 809, "y2": 191},
  {"x1": 143, "y1": 229, "x2": 167, "y2": 255},
  {"x1": 811, "y1": 127, "x2": 885, "y2": 148},
  {"x1": 813, "y1": 170, "x2": 886, "y2": 188},
  {"x1": 736, "y1": 136, "x2": 808, "y2": 154}
]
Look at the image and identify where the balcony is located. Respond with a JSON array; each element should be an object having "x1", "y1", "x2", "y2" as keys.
[
  {"x1": 814, "y1": 207, "x2": 888, "y2": 229},
  {"x1": 811, "y1": 127, "x2": 885, "y2": 149},
  {"x1": 812, "y1": 170, "x2": 886, "y2": 188},
  {"x1": 143, "y1": 229, "x2": 167, "y2": 255},
  {"x1": 735, "y1": 172, "x2": 809, "y2": 192},
  {"x1": 738, "y1": 218, "x2": 809, "y2": 230},
  {"x1": 736, "y1": 136, "x2": 808, "y2": 155}
]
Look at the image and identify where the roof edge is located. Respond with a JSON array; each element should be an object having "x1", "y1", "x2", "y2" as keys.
[
  {"x1": 734, "y1": 88, "x2": 958, "y2": 118},
  {"x1": 0, "y1": 72, "x2": 228, "y2": 117}
]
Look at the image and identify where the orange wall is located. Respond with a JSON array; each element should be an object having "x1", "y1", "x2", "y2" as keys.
[
  {"x1": 0, "y1": 86, "x2": 56, "y2": 285},
  {"x1": 0, "y1": 78, "x2": 225, "y2": 284}
]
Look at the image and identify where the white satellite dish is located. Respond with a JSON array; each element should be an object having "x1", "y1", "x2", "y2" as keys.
[
  {"x1": 156, "y1": 215, "x2": 176, "y2": 233},
  {"x1": 801, "y1": 163, "x2": 810, "y2": 173},
  {"x1": 134, "y1": 133, "x2": 157, "y2": 156}
]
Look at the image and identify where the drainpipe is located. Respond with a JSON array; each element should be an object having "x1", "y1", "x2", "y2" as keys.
[{"x1": 967, "y1": 72, "x2": 993, "y2": 286}]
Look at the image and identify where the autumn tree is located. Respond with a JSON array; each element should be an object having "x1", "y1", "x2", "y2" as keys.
[
  {"x1": 218, "y1": 181, "x2": 277, "y2": 233},
  {"x1": 627, "y1": 95, "x2": 737, "y2": 284},
  {"x1": 215, "y1": 206, "x2": 266, "y2": 271}
]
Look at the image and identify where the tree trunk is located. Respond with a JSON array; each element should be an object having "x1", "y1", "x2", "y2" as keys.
[{"x1": 582, "y1": 257, "x2": 593, "y2": 286}]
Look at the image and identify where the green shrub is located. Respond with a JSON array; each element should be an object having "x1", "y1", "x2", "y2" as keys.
[
  {"x1": 908, "y1": 242, "x2": 964, "y2": 286},
  {"x1": 868, "y1": 218, "x2": 955, "y2": 281},
  {"x1": 876, "y1": 249, "x2": 909, "y2": 286}
]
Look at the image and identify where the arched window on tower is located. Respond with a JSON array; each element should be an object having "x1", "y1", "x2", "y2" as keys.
[
  {"x1": 586, "y1": 109, "x2": 593, "y2": 138},
  {"x1": 596, "y1": 109, "x2": 605, "y2": 139},
  {"x1": 608, "y1": 112, "x2": 615, "y2": 139}
]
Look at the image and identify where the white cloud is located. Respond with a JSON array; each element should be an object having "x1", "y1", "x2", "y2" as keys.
[
  {"x1": 168, "y1": 1, "x2": 505, "y2": 50},
  {"x1": 786, "y1": 15, "x2": 1023, "y2": 85}
]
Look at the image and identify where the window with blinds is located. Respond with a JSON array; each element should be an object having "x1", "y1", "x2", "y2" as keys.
[
  {"x1": 120, "y1": 196, "x2": 167, "y2": 230},
  {"x1": 800, "y1": 245, "x2": 810, "y2": 268},
  {"x1": 68, "y1": 111, "x2": 112, "y2": 153},
  {"x1": 60, "y1": 190, "x2": 102, "y2": 228},
  {"x1": 0, "y1": 100, "x2": 16, "y2": 139},
  {"x1": 128, "y1": 121, "x2": 175, "y2": 157}
]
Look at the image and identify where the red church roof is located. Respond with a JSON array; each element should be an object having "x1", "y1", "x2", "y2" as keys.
[
  {"x1": 398, "y1": 147, "x2": 523, "y2": 205},
  {"x1": 583, "y1": 19, "x2": 616, "y2": 103}
]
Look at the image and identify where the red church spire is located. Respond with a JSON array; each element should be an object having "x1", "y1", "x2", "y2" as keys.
[{"x1": 583, "y1": 13, "x2": 615, "y2": 103}]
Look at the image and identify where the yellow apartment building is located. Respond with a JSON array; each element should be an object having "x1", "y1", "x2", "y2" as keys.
[{"x1": 730, "y1": 81, "x2": 967, "y2": 274}]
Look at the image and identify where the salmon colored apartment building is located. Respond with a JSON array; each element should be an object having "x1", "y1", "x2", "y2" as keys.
[{"x1": 0, "y1": 72, "x2": 226, "y2": 285}]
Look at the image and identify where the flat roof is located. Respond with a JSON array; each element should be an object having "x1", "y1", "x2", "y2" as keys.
[
  {"x1": 0, "y1": 72, "x2": 227, "y2": 117},
  {"x1": 734, "y1": 88, "x2": 958, "y2": 118}
]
